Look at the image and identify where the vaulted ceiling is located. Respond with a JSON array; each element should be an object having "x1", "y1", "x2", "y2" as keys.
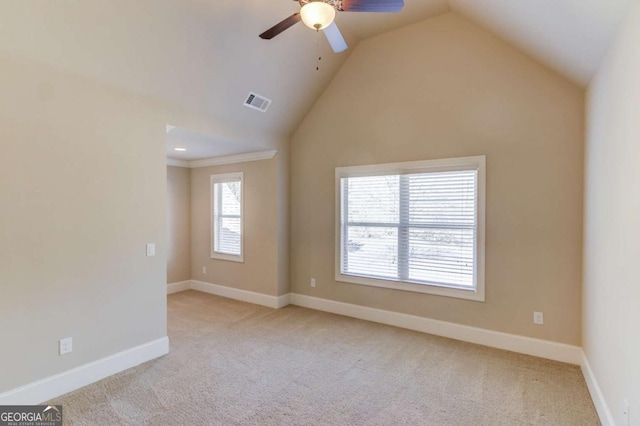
[
  {"x1": 0, "y1": 0, "x2": 633, "y2": 155},
  {"x1": 449, "y1": 0, "x2": 634, "y2": 86}
]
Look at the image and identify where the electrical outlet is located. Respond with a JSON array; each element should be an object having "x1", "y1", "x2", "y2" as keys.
[
  {"x1": 310, "y1": 278, "x2": 316, "y2": 288},
  {"x1": 623, "y1": 399, "x2": 629, "y2": 426},
  {"x1": 533, "y1": 311, "x2": 544, "y2": 325},
  {"x1": 202, "y1": 266, "x2": 207, "y2": 274},
  {"x1": 59, "y1": 337, "x2": 73, "y2": 355}
]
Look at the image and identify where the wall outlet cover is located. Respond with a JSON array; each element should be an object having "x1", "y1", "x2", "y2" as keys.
[
  {"x1": 59, "y1": 337, "x2": 73, "y2": 355},
  {"x1": 533, "y1": 311, "x2": 544, "y2": 325}
]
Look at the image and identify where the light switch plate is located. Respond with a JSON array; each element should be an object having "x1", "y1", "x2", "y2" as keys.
[{"x1": 146, "y1": 243, "x2": 156, "y2": 257}]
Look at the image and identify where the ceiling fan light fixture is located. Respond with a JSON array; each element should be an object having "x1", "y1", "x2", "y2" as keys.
[{"x1": 300, "y1": 2, "x2": 336, "y2": 30}]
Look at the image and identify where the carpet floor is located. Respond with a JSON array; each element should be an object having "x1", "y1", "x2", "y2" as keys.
[{"x1": 51, "y1": 290, "x2": 599, "y2": 425}]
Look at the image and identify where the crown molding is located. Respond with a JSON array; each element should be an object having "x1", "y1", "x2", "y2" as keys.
[
  {"x1": 190, "y1": 150, "x2": 278, "y2": 168},
  {"x1": 166, "y1": 158, "x2": 190, "y2": 167},
  {"x1": 166, "y1": 150, "x2": 277, "y2": 168}
]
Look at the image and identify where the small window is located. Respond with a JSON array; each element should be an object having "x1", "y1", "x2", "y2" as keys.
[
  {"x1": 211, "y1": 173, "x2": 243, "y2": 262},
  {"x1": 335, "y1": 156, "x2": 485, "y2": 301}
]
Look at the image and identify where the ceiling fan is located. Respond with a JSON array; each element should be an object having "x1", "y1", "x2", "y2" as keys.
[{"x1": 259, "y1": 0, "x2": 405, "y2": 53}]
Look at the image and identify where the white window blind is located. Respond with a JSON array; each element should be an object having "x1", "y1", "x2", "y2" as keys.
[
  {"x1": 211, "y1": 173, "x2": 243, "y2": 260},
  {"x1": 337, "y1": 157, "x2": 484, "y2": 299}
]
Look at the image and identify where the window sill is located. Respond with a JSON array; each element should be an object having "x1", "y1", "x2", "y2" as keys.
[
  {"x1": 335, "y1": 273, "x2": 485, "y2": 302},
  {"x1": 210, "y1": 252, "x2": 244, "y2": 263}
]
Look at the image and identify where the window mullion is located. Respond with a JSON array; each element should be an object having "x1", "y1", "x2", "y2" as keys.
[{"x1": 398, "y1": 175, "x2": 409, "y2": 281}]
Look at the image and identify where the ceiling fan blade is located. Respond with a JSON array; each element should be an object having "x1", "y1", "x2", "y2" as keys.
[
  {"x1": 324, "y1": 22, "x2": 348, "y2": 53},
  {"x1": 340, "y1": 0, "x2": 404, "y2": 12},
  {"x1": 259, "y1": 13, "x2": 301, "y2": 39}
]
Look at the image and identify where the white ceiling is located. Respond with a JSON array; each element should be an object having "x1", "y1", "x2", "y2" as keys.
[
  {"x1": 0, "y1": 0, "x2": 633, "y2": 160},
  {"x1": 0, "y1": 0, "x2": 447, "y2": 142},
  {"x1": 450, "y1": 0, "x2": 634, "y2": 86},
  {"x1": 166, "y1": 126, "x2": 263, "y2": 161}
]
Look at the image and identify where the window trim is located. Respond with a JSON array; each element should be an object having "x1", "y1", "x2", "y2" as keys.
[
  {"x1": 334, "y1": 156, "x2": 486, "y2": 302},
  {"x1": 211, "y1": 172, "x2": 244, "y2": 263}
]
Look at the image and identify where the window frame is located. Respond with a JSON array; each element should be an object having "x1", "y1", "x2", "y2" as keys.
[
  {"x1": 335, "y1": 156, "x2": 486, "y2": 302},
  {"x1": 210, "y1": 172, "x2": 244, "y2": 263}
]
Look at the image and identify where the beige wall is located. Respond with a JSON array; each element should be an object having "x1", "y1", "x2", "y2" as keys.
[
  {"x1": 584, "y1": 1, "x2": 640, "y2": 423},
  {"x1": 290, "y1": 13, "x2": 584, "y2": 345},
  {"x1": 167, "y1": 166, "x2": 191, "y2": 283},
  {"x1": 190, "y1": 156, "x2": 287, "y2": 296},
  {"x1": 276, "y1": 148, "x2": 290, "y2": 296},
  {"x1": 0, "y1": 52, "x2": 289, "y2": 394},
  {"x1": 0, "y1": 54, "x2": 168, "y2": 392}
]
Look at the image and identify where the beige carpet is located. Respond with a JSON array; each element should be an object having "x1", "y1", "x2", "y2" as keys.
[{"x1": 51, "y1": 290, "x2": 599, "y2": 425}]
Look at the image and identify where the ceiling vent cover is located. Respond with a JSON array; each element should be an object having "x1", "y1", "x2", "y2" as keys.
[{"x1": 244, "y1": 92, "x2": 271, "y2": 112}]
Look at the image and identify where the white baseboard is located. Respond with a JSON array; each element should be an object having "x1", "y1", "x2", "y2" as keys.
[
  {"x1": 581, "y1": 352, "x2": 613, "y2": 425},
  {"x1": 276, "y1": 293, "x2": 291, "y2": 309},
  {"x1": 0, "y1": 337, "x2": 169, "y2": 405},
  {"x1": 190, "y1": 280, "x2": 284, "y2": 309},
  {"x1": 289, "y1": 294, "x2": 582, "y2": 365},
  {"x1": 167, "y1": 280, "x2": 191, "y2": 294}
]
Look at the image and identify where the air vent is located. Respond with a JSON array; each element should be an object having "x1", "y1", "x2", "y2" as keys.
[{"x1": 244, "y1": 92, "x2": 271, "y2": 112}]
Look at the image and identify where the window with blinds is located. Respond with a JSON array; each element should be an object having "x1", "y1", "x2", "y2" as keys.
[
  {"x1": 211, "y1": 173, "x2": 243, "y2": 262},
  {"x1": 336, "y1": 157, "x2": 485, "y2": 301}
]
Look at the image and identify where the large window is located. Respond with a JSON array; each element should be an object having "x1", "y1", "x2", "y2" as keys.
[
  {"x1": 211, "y1": 173, "x2": 243, "y2": 262},
  {"x1": 335, "y1": 156, "x2": 485, "y2": 301}
]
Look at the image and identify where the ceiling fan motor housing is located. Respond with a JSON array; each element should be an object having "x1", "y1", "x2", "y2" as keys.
[{"x1": 298, "y1": 0, "x2": 344, "y2": 12}]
